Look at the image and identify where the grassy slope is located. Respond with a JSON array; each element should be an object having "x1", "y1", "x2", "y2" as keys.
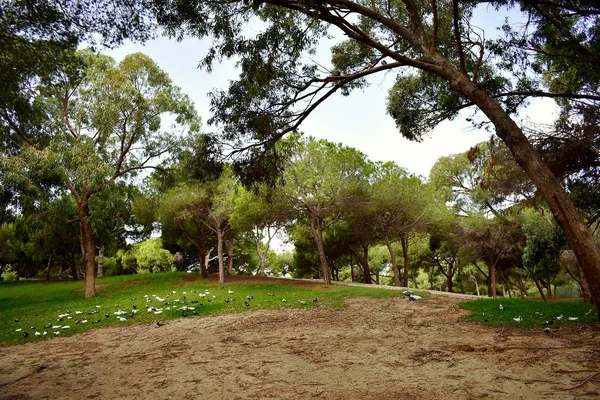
[
  {"x1": 0, "y1": 272, "x2": 416, "y2": 346},
  {"x1": 2, "y1": 273, "x2": 596, "y2": 346}
]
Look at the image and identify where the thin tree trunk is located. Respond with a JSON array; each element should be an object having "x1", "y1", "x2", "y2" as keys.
[
  {"x1": 533, "y1": 278, "x2": 547, "y2": 302},
  {"x1": 45, "y1": 251, "x2": 53, "y2": 282},
  {"x1": 309, "y1": 215, "x2": 331, "y2": 285},
  {"x1": 217, "y1": 228, "x2": 225, "y2": 284},
  {"x1": 384, "y1": 235, "x2": 401, "y2": 287},
  {"x1": 97, "y1": 246, "x2": 104, "y2": 278},
  {"x1": 225, "y1": 238, "x2": 234, "y2": 275},
  {"x1": 474, "y1": 278, "x2": 480, "y2": 296},
  {"x1": 401, "y1": 233, "x2": 410, "y2": 287}
]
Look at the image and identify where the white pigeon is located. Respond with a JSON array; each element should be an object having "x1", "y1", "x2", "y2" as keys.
[
  {"x1": 513, "y1": 316, "x2": 523, "y2": 322},
  {"x1": 228, "y1": 290, "x2": 234, "y2": 294}
]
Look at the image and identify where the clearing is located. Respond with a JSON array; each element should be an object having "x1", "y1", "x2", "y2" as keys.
[{"x1": 1, "y1": 276, "x2": 599, "y2": 399}]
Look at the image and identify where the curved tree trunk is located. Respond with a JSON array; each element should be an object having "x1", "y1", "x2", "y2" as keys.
[
  {"x1": 443, "y1": 65, "x2": 600, "y2": 315},
  {"x1": 383, "y1": 234, "x2": 401, "y2": 287}
]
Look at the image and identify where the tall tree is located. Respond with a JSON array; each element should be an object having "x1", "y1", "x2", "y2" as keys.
[
  {"x1": 280, "y1": 135, "x2": 370, "y2": 284},
  {"x1": 230, "y1": 183, "x2": 291, "y2": 276},
  {"x1": 2, "y1": 51, "x2": 199, "y2": 297},
  {"x1": 152, "y1": 0, "x2": 600, "y2": 315},
  {"x1": 370, "y1": 162, "x2": 439, "y2": 286}
]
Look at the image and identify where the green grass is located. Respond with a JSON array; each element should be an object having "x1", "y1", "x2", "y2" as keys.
[
  {"x1": 460, "y1": 297, "x2": 597, "y2": 328},
  {"x1": 0, "y1": 272, "x2": 417, "y2": 346}
]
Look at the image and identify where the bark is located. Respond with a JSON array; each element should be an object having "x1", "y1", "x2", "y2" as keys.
[
  {"x1": 400, "y1": 233, "x2": 410, "y2": 287},
  {"x1": 97, "y1": 246, "x2": 104, "y2": 278},
  {"x1": 225, "y1": 238, "x2": 234, "y2": 275},
  {"x1": 490, "y1": 258, "x2": 497, "y2": 298},
  {"x1": 45, "y1": 251, "x2": 53, "y2": 282},
  {"x1": 309, "y1": 215, "x2": 331, "y2": 285},
  {"x1": 217, "y1": 228, "x2": 225, "y2": 284},
  {"x1": 533, "y1": 278, "x2": 547, "y2": 302},
  {"x1": 77, "y1": 196, "x2": 97, "y2": 299},
  {"x1": 383, "y1": 234, "x2": 401, "y2": 287},
  {"x1": 442, "y1": 65, "x2": 600, "y2": 316},
  {"x1": 348, "y1": 244, "x2": 372, "y2": 284}
]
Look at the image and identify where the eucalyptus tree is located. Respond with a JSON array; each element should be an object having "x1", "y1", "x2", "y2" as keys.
[
  {"x1": 1, "y1": 51, "x2": 199, "y2": 298},
  {"x1": 280, "y1": 135, "x2": 370, "y2": 284},
  {"x1": 150, "y1": 0, "x2": 600, "y2": 313}
]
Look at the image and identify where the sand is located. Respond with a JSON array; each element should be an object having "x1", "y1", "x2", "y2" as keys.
[{"x1": 1, "y1": 279, "x2": 599, "y2": 399}]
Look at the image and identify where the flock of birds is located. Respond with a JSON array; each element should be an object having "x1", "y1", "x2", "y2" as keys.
[
  {"x1": 11, "y1": 287, "x2": 320, "y2": 340},
  {"x1": 485, "y1": 303, "x2": 581, "y2": 332}
]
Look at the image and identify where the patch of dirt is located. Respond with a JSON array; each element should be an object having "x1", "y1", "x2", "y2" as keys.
[{"x1": 1, "y1": 280, "x2": 599, "y2": 399}]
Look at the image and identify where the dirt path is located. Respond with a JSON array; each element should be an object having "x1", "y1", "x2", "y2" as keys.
[{"x1": 1, "y1": 293, "x2": 599, "y2": 399}]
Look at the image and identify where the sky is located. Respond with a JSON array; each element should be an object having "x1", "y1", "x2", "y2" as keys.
[{"x1": 103, "y1": 5, "x2": 558, "y2": 179}]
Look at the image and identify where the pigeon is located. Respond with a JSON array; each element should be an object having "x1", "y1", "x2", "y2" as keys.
[
  {"x1": 156, "y1": 321, "x2": 164, "y2": 327},
  {"x1": 544, "y1": 327, "x2": 552, "y2": 333},
  {"x1": 118, "y1": 317, "x2": 127, "y2": 322},
  {"x1": 228, "y1": 290, "x2": 234, "y2": 294},
  {"x1": 403, "y1": 290, "x2": 413, "y2": 297},
  {"x1": 22, "y1": 332, "x2": 28, "y2": 338},
  {"x1": 568, "y1": 317, "x2": 579, "y2": 321},
  {"x1": 555, "y1": 315, "x2": 564, "y2": 321},
  {"x1": 268, "y1": 293, "x2": 274, "y2": 296},
  {"x1": 299, "y1": 300, "x2": 306, "y2": 305},
  {"x1": 35, "y1": 331, "x2": 41, "y2": 336},
  {"x1": 282, "y1": 299, "x2": 287, "y2": 302},
  {"x1": 513, "y1": 316, "x2": 523, "y2": 322},
  {"x1": 244, "y1": 301, "x2": 250, "y2": 307},
  {"x1": 13, "y1": 318, "x2": 19, "y2": 323},
  {"x1": 499, "y1": 304, "x2": 504, "y2": 311},
  {"x1": 313, "y1": 298, "x2": 318, "y2": 303}
]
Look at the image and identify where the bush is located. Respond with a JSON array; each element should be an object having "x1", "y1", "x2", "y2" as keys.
[{"x1": 1, "y1": 266, "x2": 19, "y2": 281}]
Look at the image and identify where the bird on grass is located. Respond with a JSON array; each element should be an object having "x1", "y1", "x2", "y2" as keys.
[
  {"x1": 499, "y1": 304, "x2": 504, "y2": 311},
  {"x1": 313, "y1": 298, "x2": 318, "y2": 303},
  {"x1": 513, "y1": 316, "x2": 523, "y2": 322},
  {"x1": 403, "y1": 290, "x2": 413, "y2": 297},
  {"x1": 299, "y1": 300, "x2": 306, "y2": 305}
]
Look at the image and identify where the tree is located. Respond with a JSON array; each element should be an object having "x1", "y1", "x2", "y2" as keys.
[
  {"x1": 1, "y1": 51, "x2": 199, "y2": 297},
  {"x1": 152, "y1": 0, "x2": 600, "y2": 316},
  {"x1": 230, "y1": 183, "x2": 291, "y2": 276},
  {"x1": 280, "y1": 135, "x2": 370, "y2": 284},
  {"x1": 370, "y1": 162, "x2": 439, "y2": 286}
]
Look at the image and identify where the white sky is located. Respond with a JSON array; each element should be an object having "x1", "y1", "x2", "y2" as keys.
[{"x1": 103, "y1": 5, "x2": 558, "y2": 179}]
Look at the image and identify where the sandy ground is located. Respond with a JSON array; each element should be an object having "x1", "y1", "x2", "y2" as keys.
[{"x1": 1, "y1": 278, "x2": 600, "y2": 400}]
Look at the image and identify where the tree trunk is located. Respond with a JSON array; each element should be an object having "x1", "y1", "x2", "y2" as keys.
[
  {"x1": 490, "y1": 260, "x2": 497, "y2": 298},
  {"x1": 474, "y1": 278, "x2": 480, "y2": 296},
  {"x1": 384, "y1": 235, "x2": 401, "y2": 287},
  {"x1": 309, "y1": 215, "x2": 331, "y2": 285},
  {"x1": 45, "y1": 251, "x2": 53, "y2": 282},
  {"x1": 401, "y1": 233, "x2": 410, "y2": 287},
  {"x1": 579, "y1": 267, "x2": 592, "y2": 304},
  {"x1": 97, "y1": 246, "x2": 104, "y2": 278},
  {"x1": 216, "y1": 228, "x2": 225, "y2": 284},
  {"x1": 533, "y1": 278, "x2": 547, "y2": 302},
  {"x1": 77, "y1": 196, "x2": 97, "y2": 299},
  {"x1": 225, "y1": 238, "x2": 234, "y2": 275},
  {"x1": 445, "y1": 67, "x2": 600, "y2": 317},
  {"x1": 348, "y1": 245, "x2": 372, "y2": 284}
]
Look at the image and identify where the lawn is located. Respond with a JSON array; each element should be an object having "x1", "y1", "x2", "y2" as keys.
[{"x1": 0, "y1": 272, "x2": 419, "y2": 346}]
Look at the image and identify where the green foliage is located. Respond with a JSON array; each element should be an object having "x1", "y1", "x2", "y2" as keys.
[
  {"x1": 1, "y1": 266, "x2": 19, "y2": 281},
  {"x1": 461, "y1": 297, "x2": 596, "y2": 329},
  {"x1": 0, "y1": 272, "x2": 410, "y2": 346},
  {"x1": 115, "y1": 239, "x2": 175, "y2": 274}
]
